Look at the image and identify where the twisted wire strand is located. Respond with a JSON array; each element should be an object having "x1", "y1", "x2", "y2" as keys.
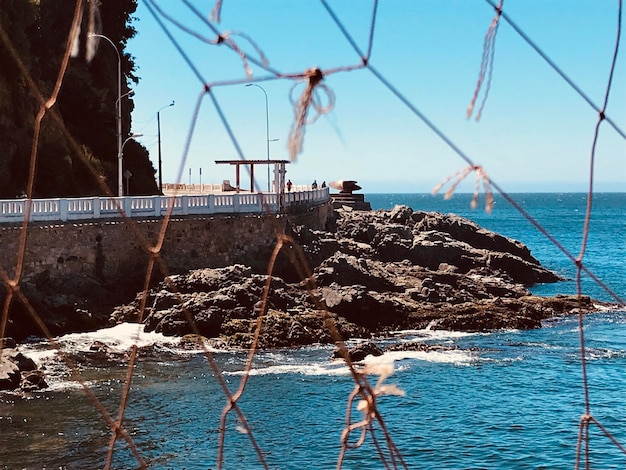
[
  {"x1": 287, "y1": 68, "x2": 335, "y2": 161},
  {"x1": 484, "y1": 0, "x2": 626, "y2": 141},
  {"x1": 467, "y1": 1, "x2": 502, "y2": 120},
  {"x1": 573, "y1": 3, "x2": 623, "y2": 465},
  {"x1": 210, "y1": 0, "x2": 224, "y2": 23},
  {"x1": 181, "y1": 0, "x2": 278, "y2": 77}
]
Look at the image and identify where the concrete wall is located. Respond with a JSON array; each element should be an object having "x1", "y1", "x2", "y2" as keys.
[{"x1": 0, "y1": 202, "x2": 333, "y2": 285}]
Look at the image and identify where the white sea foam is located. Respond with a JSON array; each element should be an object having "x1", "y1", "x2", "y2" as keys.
[
  {"x1": 21, "y1": 323, "x2": 182, "y2": 365},
  {"x1": 390, "y1": 328, "x2": 478, "y2": 342},
  {"x1": 65, "y1": 322, "x2": 180, "y2": 351},
  {"x1": 226, "y1": 361, "x2": 352, "y2": 377},
  {"x1": 226, "y1": 345, "x2": 477, "y2": 377},
  {"x1": 363, "y1": 349, "x2": 476, "y2": 366}
]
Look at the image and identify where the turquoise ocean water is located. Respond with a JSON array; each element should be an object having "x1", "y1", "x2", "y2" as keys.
[{"x1": 1, "y1": 193, "x2": 625, "y2": 469}]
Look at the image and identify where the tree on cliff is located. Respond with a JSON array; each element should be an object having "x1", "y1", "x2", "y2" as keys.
[{"x1": 0, "y1": 0, "x2": 158, "y2": 198}]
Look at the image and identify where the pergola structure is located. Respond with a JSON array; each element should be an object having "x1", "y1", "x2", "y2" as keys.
[{"x1": 214, "y1": 159, "x2": 290, "y2": 194}]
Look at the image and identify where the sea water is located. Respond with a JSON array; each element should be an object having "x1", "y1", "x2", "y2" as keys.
[{"x1": 1, "y1": 193, "x2": 625, "y2": 469}]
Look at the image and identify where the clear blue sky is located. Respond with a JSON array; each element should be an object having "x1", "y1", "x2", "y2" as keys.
[{"x1": 126, "y1": 1, "x2": 625, "y2": 193}]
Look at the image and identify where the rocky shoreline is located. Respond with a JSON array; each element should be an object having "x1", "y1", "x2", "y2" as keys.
[
  {"x1": 112, "y1": 205, "x2": 605, "y2": 348},
  {"x1": 0, "y1": 205, "x2": 612, "y2": 391}
]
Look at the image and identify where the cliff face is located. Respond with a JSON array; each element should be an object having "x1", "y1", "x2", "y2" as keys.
[{"x1": 0, "y1": 0, "x2": 158, "y2": 198}]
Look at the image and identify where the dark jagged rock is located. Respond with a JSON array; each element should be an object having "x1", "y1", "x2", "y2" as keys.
[
  {"x1": 0, "y1": 342, "x2": 47, "y2": 392},
  {"x1": 0, "y1": 356, "x2": 20, "y2": 390},
  {"x1": 332, "y1": 342, "x2": 384, "y2": 362},
  {"x1": 21, "y1": 370, "x2": 47, "y2": 391},
  {"x1": 330, "y1": 207, "x2": 561, "y2": 285},
  {"x1": 4, "y1": 271, "x2": 125, "y2": 341}
]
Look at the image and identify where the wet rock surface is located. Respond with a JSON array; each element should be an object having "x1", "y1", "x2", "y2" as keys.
[
  {"x1": 109, "y1": 206, "x2": 606, "y2": 349},
  {"x1": 0, "y1": 338, "x2": 47, "y2": 392}
]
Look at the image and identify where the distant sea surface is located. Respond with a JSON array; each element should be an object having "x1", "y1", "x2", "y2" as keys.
[{"x1": 1, "y1": 192, "x2": 625, "y2": 470}]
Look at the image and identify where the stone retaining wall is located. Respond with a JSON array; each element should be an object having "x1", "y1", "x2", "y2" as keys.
[{"x1": 0, "y1": 202, "x2": 332, "y2": 284}]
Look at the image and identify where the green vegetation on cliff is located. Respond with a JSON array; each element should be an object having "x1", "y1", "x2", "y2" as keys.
[{"x1": 0, "y1": 0, "x2": 158, "y2": 198}]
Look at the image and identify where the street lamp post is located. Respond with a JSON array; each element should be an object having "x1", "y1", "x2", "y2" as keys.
[
  {"x1": 90, "y1": 33, "x2": 123, "y2": 197},
  {"x1": 157, "y1": 101, "x2": 175, "y2": 194},
  {"x1": 245, "y1": 83, "x2": 272, "y2": 192},
  {"x1": 121, "y1": 133, "x2": 143, "y2": 196}
]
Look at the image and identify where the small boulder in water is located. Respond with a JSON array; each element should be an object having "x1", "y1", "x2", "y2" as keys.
[
  {"x1": 333, "y1": 342, "x2": 384, "y2": 362},
  {"x1": 0, "y1": 341, "x2": 47, "y2": 392}
]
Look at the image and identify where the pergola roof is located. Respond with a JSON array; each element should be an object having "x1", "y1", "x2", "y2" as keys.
[
  {"x1": 214, "y1": 159, "x2": 291, "y2": 192},
  {"x1": 215, "y1": 159, "x2": 290, "y2": 165}
]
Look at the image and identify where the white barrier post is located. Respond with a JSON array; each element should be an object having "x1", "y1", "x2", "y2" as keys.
[
  {"x1": 93, "y1": 197, "x2": 101, "y2": 219},
  {"x1": 60, "y1": 199, "x2": 68, "y2": 221}
]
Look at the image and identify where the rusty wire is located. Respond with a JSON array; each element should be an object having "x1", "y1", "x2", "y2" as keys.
[
  {"x1": 466, "y1": 0, "x2": 503, "y2": 121},
  {"x1": 1, "y1": 1, "x2": 626, "y2": 469}
]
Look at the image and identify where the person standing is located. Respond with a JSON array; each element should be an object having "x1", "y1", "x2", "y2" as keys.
[{"x1": 286, "y1": 179, "x2": 292, "y2": 192}]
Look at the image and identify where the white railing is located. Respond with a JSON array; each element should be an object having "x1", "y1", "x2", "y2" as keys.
[
  {"x1": 161, "y1": 183, "x2": 224, "y2": 193},
  {"x1": 0, "y1": 188, "x2": 330, "y2": 224}
]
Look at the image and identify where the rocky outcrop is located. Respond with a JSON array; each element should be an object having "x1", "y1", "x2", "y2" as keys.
[
  {"x1": 0, "y1": 338, "x2": 47, "y2": 392},
  {"x1": 329, "y1": 208, "x2": 559, "y2": 284},
  {"x1": 2, "y1": 271, "x2": 121, "y2": 341},
  {"x1": 109, "y1": 206, "x2": 603, "y2": 349}
]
